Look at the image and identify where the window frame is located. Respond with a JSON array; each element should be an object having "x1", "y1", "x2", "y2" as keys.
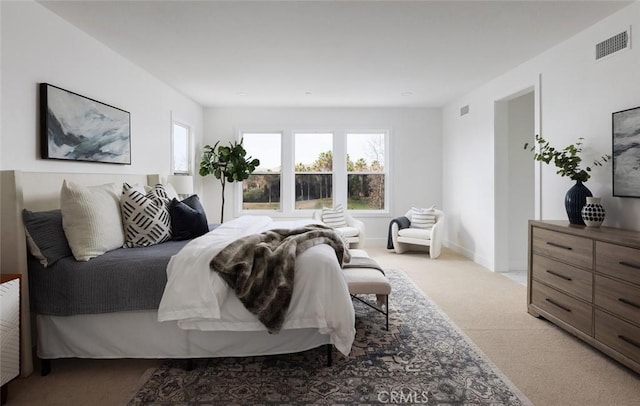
[
  {"x1": 293, "y1": 131, "x2": 335, "y2": 213},
  {"x1": 234, "y1": 128, "x2": 391, "y2": 218},
  {"x1": 171, "y1": 120, "x2": 192, "y2": 175},
  {"x1": 236, "y1": 131, "x2": 285, "y2": 216},
  {"x1": 343, "y1": 130, "x2": 390, "y2": 214}
]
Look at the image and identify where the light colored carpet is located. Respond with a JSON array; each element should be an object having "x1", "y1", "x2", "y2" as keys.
[
  {"x1": 6, "y1": 246, "x2": 639, "y2": 405},
  {"x1": 128, "y1": 270, "x2": 531, "y2": 405}
]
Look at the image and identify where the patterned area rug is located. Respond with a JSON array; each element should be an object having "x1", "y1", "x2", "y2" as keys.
[{"x1": 128, "y1": 270, "x2": 530, "y2": 405}]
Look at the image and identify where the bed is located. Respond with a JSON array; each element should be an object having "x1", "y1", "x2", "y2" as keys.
[{"x1": 0, "y1": 170, "x2": 355, "y2": 376}]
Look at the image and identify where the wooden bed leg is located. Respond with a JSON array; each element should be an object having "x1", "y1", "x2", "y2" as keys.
[
  {"x1": 186, "y1": 359, "x2": 194, "y2": 371},
  {"x1": 41, "y1": 359, "x2": 51, "y2": 376},
  {"x1": 326, "y1": 344, "x2": 332, "y2": 367}
]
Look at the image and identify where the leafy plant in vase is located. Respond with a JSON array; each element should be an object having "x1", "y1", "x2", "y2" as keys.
[
  {"x1": 199, "y1": 139, "x2": 260, "y2": 223},
  {"x1": 525, "y1": 135, "x2": 610, "y2": 225}
]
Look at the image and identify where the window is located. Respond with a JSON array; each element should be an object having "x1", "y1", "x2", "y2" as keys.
[
  {"x1": 294, "y1": 133, "x2": 333, "y2": 210},
  {"x1": 235, "y1": 129, "x2": 389, "y2": 216},
  {"x1": 241, "y1": 133, "x2": 281, "y2": 211},
  {"x1": 346, "y1": 132, "x2": 386, "y2": 210},
  {"x1": 172, "y1": 122, "x2": 191, "y2": 174}
]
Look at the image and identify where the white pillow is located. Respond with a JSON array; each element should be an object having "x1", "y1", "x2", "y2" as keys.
[
  {"x1": 121, "y1": 183, "x2": 172, "y2": 248},
  {"x1": 144, "y1": 183, "x2": 178, "y2": 200},
  {"x1": 322, "y1": 204, "x2": 347, "y2": 228},
  {"x1": 410, "y1": 206, "x2": 436, "y2": 229},
  {"x1": 60, "y1": 180, "x2": 124, "y2": 261}
]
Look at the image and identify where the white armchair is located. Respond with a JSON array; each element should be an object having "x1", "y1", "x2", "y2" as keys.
[
  {"x1": 390, "y1": 208, "x2": 444, "y2": 259},
  {"x1": 313, "y1": 210, "x2": 366, "y2": 249}
]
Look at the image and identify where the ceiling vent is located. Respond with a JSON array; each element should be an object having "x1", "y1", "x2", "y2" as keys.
[{"x1": 595, "y1": 29, "x2": 630, "y2": 61}]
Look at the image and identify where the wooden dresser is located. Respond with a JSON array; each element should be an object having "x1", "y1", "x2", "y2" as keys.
[{"x1": 528, "y1": 220, "x2": 640, "y2": 374}]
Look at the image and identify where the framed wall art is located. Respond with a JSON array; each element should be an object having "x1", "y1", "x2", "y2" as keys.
[
  {"x1": 612, "y1": 106, "x2": 640, "y2": 197},
  {"x1": 40, "y1": 83, "x2": 131, "y2": 164}
]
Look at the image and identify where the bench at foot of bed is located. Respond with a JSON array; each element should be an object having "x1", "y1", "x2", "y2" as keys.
[{"x1": 343, "y1": 250, "x2": 391, "y2": 331}]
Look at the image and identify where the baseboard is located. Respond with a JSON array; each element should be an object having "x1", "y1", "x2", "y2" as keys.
[
  {"x1": 364, "y1": 238, "x2": 388, "y2": 249},
  {"x1": 444, "y1": 240, "x2": 493, "y2": 271},
  {"x1": 508, "y1": 260, "x2": 527, "y2": 272}
]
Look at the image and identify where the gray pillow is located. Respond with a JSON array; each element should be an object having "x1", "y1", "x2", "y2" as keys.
[{"x1": 22, "y1": 209, "x2": 73, "y2": 267}]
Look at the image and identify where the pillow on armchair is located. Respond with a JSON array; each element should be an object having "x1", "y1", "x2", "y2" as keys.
[
  {"x1": 321, "y1": 204, "x2": 347, "y2": 228},
  {"x1": 410, "y1": 206, "x2": 436, "y2": 229}
]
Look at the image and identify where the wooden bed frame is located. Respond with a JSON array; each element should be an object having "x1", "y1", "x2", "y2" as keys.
[{"x1": 0, "y1": 170, "x2": 161, "y2": 376}]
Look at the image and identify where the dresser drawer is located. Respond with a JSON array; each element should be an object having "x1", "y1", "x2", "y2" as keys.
[
  {"x1": 595, "y1": 275, "x2": 640, "y2": 324},
  {"x1": 596, "y1": 242, "x2": 640, "y2": 286},
  {"x1": 531, "y1": 280, "x2": 592, "y2": 335},
  {"x1": 532, "y1": 227, "x2": 592, "y2": 269},
  {"x1": 595, "y1": 310, "x2": 640, "y2": 365},
  {"x1": 532, "y1": 254, "x2": 592, "y2": 302}
]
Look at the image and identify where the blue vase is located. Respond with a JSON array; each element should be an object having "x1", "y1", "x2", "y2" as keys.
[{"x1": 565, "y1": 180, "x2": 592, "y2": 225}]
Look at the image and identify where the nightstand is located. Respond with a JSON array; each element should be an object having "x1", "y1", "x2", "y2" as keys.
[{"x1": 1, "y1": 274, "x2": 20, "y2": 405}]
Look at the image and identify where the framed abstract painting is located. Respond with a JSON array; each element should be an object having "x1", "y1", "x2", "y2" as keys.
[
  {"x1": 612, "y1": 106, "x2": 640, "y2": 197},
  {"x1": 40, "y1": 83, "x2": 131, "y2": 164}
]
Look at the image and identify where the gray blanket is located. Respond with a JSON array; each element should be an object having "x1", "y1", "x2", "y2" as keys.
[
  {"x1": 210, "y1": 224, "x2": 350, "y2": 333},
  {"x1": 28, "y1": 240, "x2": 190, "y2": 316},
  {"x1": 387, "y1": 216, "x2": 410, "y2": 249},
  {"x1": 343, "y1": 256, "x2": 385, "y2": 275}
]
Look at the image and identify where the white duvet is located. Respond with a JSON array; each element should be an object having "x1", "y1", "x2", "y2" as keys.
[{"x1": 158, "y1": 215, "x2": 355, "y2": 356}]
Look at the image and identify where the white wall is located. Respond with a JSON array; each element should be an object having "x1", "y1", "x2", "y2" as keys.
[
  {"x1": 203, "y1": 107, "x2": 442, "y2": 245},
  {"x1": 443, "y1": 1, "x2": 640, "y2": 270},
  {"x1": 507, "y1": 92, "x2": 535, "y2": 271},
  {"x1": 0, "y1": 1, "x2": 203, "y2": 178}
]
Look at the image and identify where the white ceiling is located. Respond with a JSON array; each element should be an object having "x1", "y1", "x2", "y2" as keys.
[{"x1": 39, "y1": 1, "x2": 631, "y2": 108}]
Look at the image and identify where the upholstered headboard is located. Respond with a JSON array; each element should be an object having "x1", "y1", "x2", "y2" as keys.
[{"x1": 0, "y1": 170, "x2": 161, "y2": 376}]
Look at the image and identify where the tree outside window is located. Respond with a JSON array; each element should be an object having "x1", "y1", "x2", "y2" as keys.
[
  {"x1": 241, "y1": 133, "x2": 281, "y2": 210},
  {"x1": 294, "y1": 133, "x2": 333, "y2": 210},
  {"x1": 347, "y1": 133, "x2": 386, "y2": 210}
]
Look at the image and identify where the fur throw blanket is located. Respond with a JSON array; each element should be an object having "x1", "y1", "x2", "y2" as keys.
[{"x1": 210, "y1": 224, "x2": 350, "y2": 332}]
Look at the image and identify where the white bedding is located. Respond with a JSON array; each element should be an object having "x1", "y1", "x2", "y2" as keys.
[{"x1": 158, "y1": 216, "x2": 356, "y2": 356}]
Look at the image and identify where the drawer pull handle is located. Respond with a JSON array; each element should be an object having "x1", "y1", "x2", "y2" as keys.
[
  {"x1": 618, "y1": 335, "x2": 640, "y2": 349},
  {"x1": 546, "y1": 242, "x2": 572, "y2": 251},
  {"x1": 618, "y1": 298, "x2": 640, "y2": 310},
  {"x1": 545, "y1": 298, "x2": 571, "y2": 312},
  {"x1": 619, "y1": 261, "x2": 640, "y2": 270},
  {"x1": 546, "y1": 270, "x2": 572, "y2": 281}
]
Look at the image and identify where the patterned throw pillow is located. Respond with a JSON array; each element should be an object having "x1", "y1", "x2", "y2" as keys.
[
  {"x1": 120, "y1": 183, "x2": 172, "y2": 248},
  {"x1": 410, "y1": 206, "x2": 437, "y2": 229},
  {"x1": 321, "y1": 204, "x2": 347, "y2": 228}
]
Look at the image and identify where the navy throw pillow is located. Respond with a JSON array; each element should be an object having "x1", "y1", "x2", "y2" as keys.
[{"x1": 169, "y1": 195, "x2": 209, "y2": 241}]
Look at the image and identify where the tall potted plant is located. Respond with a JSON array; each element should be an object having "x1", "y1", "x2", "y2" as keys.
[
  {"x1": 525, "y1": 135, "x2": 610, "y2": 225},
  {"x1": 199, "y1": 139, "x2": 259, "y2": 223}
]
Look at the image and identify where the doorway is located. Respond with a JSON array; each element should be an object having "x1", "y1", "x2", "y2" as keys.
[{"x1": 494, "y1": 89, "x2": 535, "y2": 277}]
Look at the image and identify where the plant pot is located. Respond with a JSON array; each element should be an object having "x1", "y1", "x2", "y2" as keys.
[
  {"x1": 581, "y1": 197, "x2": 605, "y2": 227},
  {"x1": 565, "y1": 180, "x2": 592, "y2": 225}
]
